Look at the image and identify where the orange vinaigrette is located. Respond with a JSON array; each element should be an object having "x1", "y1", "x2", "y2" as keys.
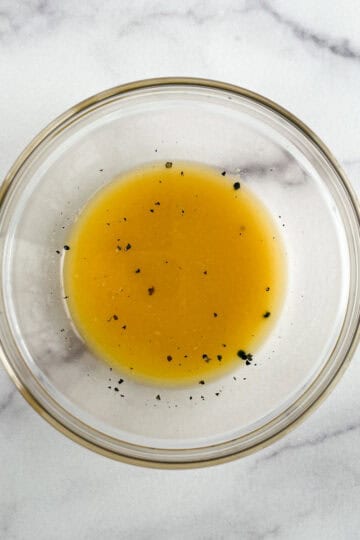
[{"x1": 64, "y1": 162, "x2": 285, "y2": 385}]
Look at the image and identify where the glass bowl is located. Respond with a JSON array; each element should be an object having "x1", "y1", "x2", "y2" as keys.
[{"x1": 0, "y1": 78, "x2": 359, "y2": 468}]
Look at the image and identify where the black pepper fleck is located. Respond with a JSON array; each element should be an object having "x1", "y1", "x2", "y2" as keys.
[
  {"x1": 233, "y1": 182, "x2": 240, "y2": 190},
  {"x1": 263, "y1": 311, "x2": 271, "y2": 318},
  {"x1": 56, "y1": 250, "x2": 60, "y2": 254},
  {"x1": 199, "y1": 380, "x2": 205, "y2": 385},
  {"x1": 113, "y1": 314, "x2": 118, "y2": 320},
  {"x1": 114, "y1": 387, "x2": 119, "y2": 392},
  {"x1": 125, "y1": 243, "x2": 132, "y2": 251},
  {"x1": 148, "y1": 286, "x2": 155, "y2": 295},
  {"x1": 118, "y1": 379, "x2": 124, "y2": 384},
  {"x1": 221, "y1": 171, "x2": 226, "y2": 176},
  {"x1": 135, "y1": 268, "x2": 141, "y2": 273},
  {"x1": 237, "y1": 350, "x2": 247, "y2": 360},
  {"x1": 213, "y1": 312, "x2": 218, "y2": 318},
  {"x1": 165, "y1": 162, "x2": 172, "y2": 168},
  {"x1": 156, "y1": 394, "x2": 161, "y2": 400},
  {"x1": 167, "y1": 355, "x2": 172, "y2": 361},
  {"x1": 266, "y1": 287, "x2": 270, "y2": 292},
  {"x1": 217, "y1": 355, "x2": 222, "y2": 361},
  {"x1": 63, "y1": 245, "x2": 70, "y2": 251}
]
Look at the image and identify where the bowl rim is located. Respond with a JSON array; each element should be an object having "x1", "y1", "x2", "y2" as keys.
[{"x1": 1, "y1": 76, "x2": 359, "y2": 468}]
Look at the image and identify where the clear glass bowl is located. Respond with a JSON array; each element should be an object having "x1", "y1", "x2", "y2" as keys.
[{"x1": 0, "y1": 78, "x2": 359, "y2": 468}]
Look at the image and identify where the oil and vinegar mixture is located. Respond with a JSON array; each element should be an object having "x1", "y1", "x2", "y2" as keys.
[{"x1": 64, "y1": 162, "x2": 285, "y2": 385}]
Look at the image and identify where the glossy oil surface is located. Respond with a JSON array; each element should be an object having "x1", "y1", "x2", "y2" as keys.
[{"x1": 64, "y1": 162, "x2": 285, "y2": 385}]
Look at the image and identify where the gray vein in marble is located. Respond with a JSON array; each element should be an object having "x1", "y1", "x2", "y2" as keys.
[
  {"x1": 258, "y1": 0, "x2": 360, "y2": 61},
  {"x1": 233, "y1": 158, "x2": 307, "y2": 187},
  {"x1": 343, "y1": 157, "x2": 360, "y2": 166},
  {"x1": 0, "y1": 385, "x2": 16, "y2": 415},
  {"x1": 0, "y1": 0, "x2": 65, "y2": 40},
  {"x1": 116, "y1": 8, "x2": 220, "y2": 38},
  {"x1": 0, "y1": 502, "x2": 17, "y2": 540},
  {"x1": 256, "y1": 420, "x2": 360, "y2": 465}
]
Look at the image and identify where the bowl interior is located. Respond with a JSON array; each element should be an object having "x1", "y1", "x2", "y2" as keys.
[{"x1": 0, "y1": 81, "x2": 358, "y2": 464}]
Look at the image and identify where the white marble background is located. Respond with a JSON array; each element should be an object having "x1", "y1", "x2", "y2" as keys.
[{"x1": 1, "y1": 1, "x2": 360, "y2": 538}]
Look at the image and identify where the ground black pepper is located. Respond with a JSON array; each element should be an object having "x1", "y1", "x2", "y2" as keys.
[
  {"x1": 233, "y1": 182, "x2": 240, "y2": 190},
  {"x1": 63, "y1": 245, "x2": 70, "y2": 250},
  {"x1": 165, "y1": 162, "x2": 172, "y2": 168},
  {"x1": 263, "y1": 311, "x2": 271, "y2": 318},
  {"x1": 148, "y1": 286, "x2": 155, "y2": 295}
]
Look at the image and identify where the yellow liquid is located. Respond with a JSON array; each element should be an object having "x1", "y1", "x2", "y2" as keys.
[{"x1": 64, "y1": 162, "x2": 285, "y2": 385}]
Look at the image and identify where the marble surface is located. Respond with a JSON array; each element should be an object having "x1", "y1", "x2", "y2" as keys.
[{"x1": 1, "y1": 1, "x2": 360, "y2": 538}]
